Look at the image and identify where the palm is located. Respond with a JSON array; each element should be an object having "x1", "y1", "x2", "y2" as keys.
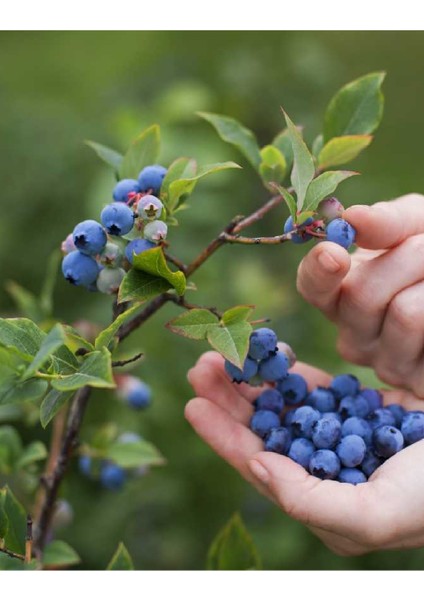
[{"x1": 185, "y1": 351, "x2": 424, "y2": 556}]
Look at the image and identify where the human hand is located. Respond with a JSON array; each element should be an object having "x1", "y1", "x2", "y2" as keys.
[
  {"x1": 186, "y1": 351, "x2": 424, "y2": 556},
  {"x1": 297, "y1": 193, "x2": 424, "y2": 397}
]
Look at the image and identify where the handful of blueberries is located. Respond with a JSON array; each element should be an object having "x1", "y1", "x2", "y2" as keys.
[{"x1": 225, "y1": 328, "x2": 424, "y2": 485}]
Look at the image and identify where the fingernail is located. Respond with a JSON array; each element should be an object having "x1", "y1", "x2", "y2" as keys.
[
  {"x1": 318, "y1": 251, "x2": 341, "y2": 273},
  {"x1": 249, "y1": 460, "x2": 270, "y2": 485}
]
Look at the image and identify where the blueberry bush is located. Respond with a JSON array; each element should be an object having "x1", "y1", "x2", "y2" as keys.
[{"x1": 0, "y1": 72, "x2": 387, "y2": 569}]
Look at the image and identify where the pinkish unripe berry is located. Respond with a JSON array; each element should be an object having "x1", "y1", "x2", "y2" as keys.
[{"x1": 318, "y1": 197, "x2": 344, "y2": 222}]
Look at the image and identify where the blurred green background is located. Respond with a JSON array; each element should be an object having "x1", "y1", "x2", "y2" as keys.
[{"x1": 1, "y1": 30, "x2": 424, "y2": 570}]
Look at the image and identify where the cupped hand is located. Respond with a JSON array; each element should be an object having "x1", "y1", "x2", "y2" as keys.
[
  {"x1": 185, "y1": 351, "x2": 424, "y2": 556},
  {"x1": 297, "y1": 193, "x2": 424, "y2": 397}
]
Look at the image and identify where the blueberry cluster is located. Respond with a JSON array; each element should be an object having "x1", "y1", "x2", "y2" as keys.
[
  {"x1": 283, "y1": 197, "x2": 356, "y2": 250},
  {"x1": 61, "y1": 164, "x2": 168, "y2": 293},
  {"x1": 225, "y1": 328, "x2": 424, "y2": 484}
]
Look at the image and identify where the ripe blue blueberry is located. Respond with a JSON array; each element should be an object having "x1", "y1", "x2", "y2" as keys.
[
  {"x1": 325, "y1": 218, "x2": 356, "y2": 249},
  {"x1": 292, "y1": 406, "x2": 321, "y2": 439},
  {"x1": 361, "y1": 450, "x2": 383, "y2": 478},
  {"x1": 100, "y1": 463, "x2": 126, "y2": 491},
  {"x1": 277, "y1": 342, "x2": 297, "y2": 367},
  {"x1": 225, "y1": 357, "x2": 258, "y2": 384},
  {"x1": 73, "y1": 220, "x2": 107, "y2": 256},
  {"x1": 144, "y1": 220, "x2": 168, "y2": 242},
  {"x1": 78, "y1": 455, "x2": 92, "y2": 477},
  {"x1": 276, "y1": 373, "x2": 307, "y2": 405},
  {"x1": 367, "y1": 408, "x2": 396, "y2": 429},
  {"x1": 341, "y1": 417, "x2": 373, "y2": 446},
  {"x1": 330, "y1": 374, "x2": 360, "y2": 399},
  {"x1": 317, "y1": 197, "x2": 344, "y2": 222},
  {"x1": 338, "y1": 394, "x2": 369, "y2": 420},
  {"x1": 125, "y1": 238, "x2": 156, "y2": 264},
  {"x1": 321, "y1": 411, "x2": 343, "y2": 424},
  {"x1": 62, "y1": 251, "x2": 100, "y2": 287},
  {"x1": 101, "y1": 203, "x2": 135, "y2": 236},
  {"x1": 264, "y1": 427, "x2": 292, "y2": 454},
  {"x1": 137, "y1": 195, "x2": 164, "y2": 220},
  {"x1": 360, "y1": 388, "x2": 383, "y2": 412},
  {"x1": 284, "y1": 216, "x2": 313, "y2": 244},
  {"x1": 386, "y1": 404, "x2": 406, "y2": 428},
  {"x1": 288, "y1": 438, "x2": 316, "y2": 468},
  {"x1": 96, "y1": 267, "x2": 125, "y2": 294},
  {"x1": 138, "y1": 165, "x2": 167, "y2": 195},
  {"x1": 312, "y1": 415, "x2": 342, "y2": 449},
  {"x1": 338, "y1": 468, "x2": 367, "y2": 485},
  {"x1": 306, "y1": 387, "x2": 336, "y2": 412},
  {"x1": 373, "y1": 425, "x2": 404, "y2": 458},
  {"x1": 336, "y1": 434, "x2": 366, "y2": 468},
  {"x1": 250, "y1": 410, "x2": 281, "y2": 439},
  {"x1": 113, "y1": 179, "x2": 140, "y2": 203},
  {"x1": 248, "y1": 328, "x2": 278, "y2": 360},
  {"x1": 126, "y1": 381, "x2": 151, "y2": 409},
  {"x1": 283, "y1": 409, "x2": 296, "y2": 429},
  {"x1": 258, "y1": 351, "x2": 289, "y2": 382},
  {"x1": 254, "y1": 389, "x2": 284, "y2": 414},
  {"x1": 309, "y1": 450, "x2": 341, "y2": 480},
  {"x1": 401, "y1": 411, "x2": 424, "y2": 445}
]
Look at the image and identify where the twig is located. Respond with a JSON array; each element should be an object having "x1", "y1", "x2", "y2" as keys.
[
  {"x1": 164, "y1": 252, "x2": 187, "y2": 273},
  {"x1": 25, "y1": 515, "x2": 32, "y2": 563},
  {"x1": 117, "y1": 294, "x2": 170, "y2": 342},
  {"x1": 166, "y1": 295, "x2": 222, "y2": 318},
  {"x1": 231, "y1": 194, "x2": 284, "y2": 234},
  {"x1": 220, "y1": 232, "x2": 292, "y2": 245},
  {"x1": 112, "y1": 352, "x2": 144, "y2": 368},
  {"x1": 0, "y1": 546, "x2": 25, "y2": 561}
]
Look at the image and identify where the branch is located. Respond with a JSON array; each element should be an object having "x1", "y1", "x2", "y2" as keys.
[
  {"x1": 0, "y1": 546, "x2": 25, "y2": 561},
  {"x1": 112, "y1": 352, "x2": 144, "y2": 368},
  {"x1": 220, "y1": 232, "x2": 292, "y2": 245}
]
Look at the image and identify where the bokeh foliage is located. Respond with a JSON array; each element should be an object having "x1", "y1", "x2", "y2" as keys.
[{"x1": 1, "y1": 30, "x2": 424, "y2": 569}]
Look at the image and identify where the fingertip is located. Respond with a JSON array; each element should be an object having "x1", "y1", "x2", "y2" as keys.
[{"x1": 184, "y1": 396, "x2": 205, "y2": 424}]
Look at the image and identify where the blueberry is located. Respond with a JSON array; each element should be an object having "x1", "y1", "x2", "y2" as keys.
[
  {"x1": 78, "y1": 455, "x2": 92, "y2": 477},
  {"x1": 248, "y1": 328, "x2": 278, "y2": 361},
  {"x1": 283, "y1": 408, "x2": 296, "y2": 428},
  {"x1": 62, "y1": 251, "x2": 100, "y2": 287},
  {"x1": 126, "y1": 380, "x2": 151, "y2": 409},
  {"x1": 73, "y1": 220, "x2": 107, "y2": 256},
  {"x1": 113, "y1": 179, "x2": 140, "y2": 203},
  {"x1": 250, "y1": 410, "x2": 281, "y2": 439},
  {"x1": 307, "y1": 387, "x2": 336, "y2": 412},
  {"x1": 284, "y1": 216, "x2": 313, "y2": 244},
  {"x1": 309, "y1": 450, "x2": 341, "y2": 480},
  {"x1": 277, "y1": 342, "x2": 297, "y2": 367},
  {"x1": 341, "y1": 417, "x2": 373, "y2": 445},
  {"x1": 373, "y1": 425, "x2": 404, "y2": 458},
  {"x1": 360, "y1": 388, "x2": 383, "y2": 412},
  {"x1": 338, "y1": 395, "x2": 369, "y2": 420},
  {"x1": 96, "y1": 267, "x2": 126, "y2": 294},
  {"x1": 312, "y1": 415, "x2": 342, "y2": 449},
  {"x1": 61, "y1": 233, "x2": 76, "y2": 254},
  {"x1": 144, "y1": 220, "x2": 168, "y2": 242},
  {"x1": 330, "y1": 374, "x2": 360, "y2": 399},
  {"x1": 117, "y1": 432, "x2": 142, "y2": 444},
  {"x1": 225, "y1": 357, "x2": 258, "y2": 384},
  {"x1": 338, "y1": 468, "x2": 367, "y2": 485},
  {"x1": 386, "y1": 404, "x2": 406, "y2": 428},
  {"x1": 258, "y1": 351, "x2": 289, "y2": 382},
  {"x1": 336, "y1": 434, "x2": 366, "y2": 468},
  {"x1": 325, "y1": 218, "x2": 356, "y2": 249},
  {"x1": 288, "y1": 438, "x2": 316, "y2": 468},
  {"x1": 401, "y1": 411, "x2": 424, "y2": 445},
  {"x1": 138, "y1": 165, "x2": 167, "y2": 195},
  {"x1": 137, "y1": 195, "x2": 164, "y2": 220},
  {"x1": 100, "y1": 463, "x2": 126, "y2": 491},
  {"x1": 276, "y1": 373, "x2": 307, "y2": 406},
  {"x1": 101, "y1": 203, "x2": 135, "y2": 236},
  {"x1": 367, "y1": 408, "x2": 396, "y2": 429},
  {"x1": 292, "y1": 406, "x2": 321, "y2": 439},
  {"x1": 99, "y1": 242, "x2": 123, "y2": 268},
  {"x1": 264, "y1": 427, "x2": 292, "y2": 454},
  {"x1": 125, "y1": 238, "x2": 156, "y2": 264},
  {"x1": 317, "y1": 197, "x2": 344, "y2": 222},
  {"x1": 254, "y1": 389, "x2": 284, "y2": 414},
  {"x1": 361, "y1": 450, "x2": 383, "y2": 478},
  {"x1": 321, "y1": 411, "x2": 343, "y2": 424}
]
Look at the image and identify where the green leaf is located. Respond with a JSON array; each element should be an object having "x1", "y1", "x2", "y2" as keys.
[
  {"x1": 39, "y1": 249, "x2": 61, "y2": 317},
  {"x1": 312, "y1": 133, "x2": 324, "y2": 158},
  {"x1": 207, "y1": 321, "x2": 252, "y2": 370},
  {"x1": 0, "y1": 376, "x2": 48, "y2": 406},
  {"x1": 221, "y1": 305, "x2": 254, "y2": 326},
  {"x1": 22, "y1": 324, "x2": 66, "y2": 379},
  {"x1": 198, "y1": 112, "x2": 261, "y2": 170},
  {"x1": 167, "y1": 162, "x2": 241, "y2": 213},
  {"x1": 49, "y1": 344, "x2": 79, "y2": 376},
  {"x1": 106, "y1": 440, "x2": 165, "y2": 469},
  {"x1": 303, "y1": 171, "x2": 358, "y2": 212},
  {"x1": 283, "y1": 111, "x2": 315, "y2": 211},
  {"x1": 0, "y1": 318, "x2": 44, "y2": 361},
  {"x1": 165, "y1": 309, "x2": 219, "y2": 340},
  {"x1": 62, "y1": 325, "x2": 94, "y2": 354},
  {"x1": 118, "y1": 270, "x2": 171, "y2": 305},
  {"x1": 95, "y1": 302, "x2": 144, "y2": 350},
  {"x1": 0, "y1": 554, "x2": 34, "y2": 570},
  {"x1": 318, "y1": 135, "x2": 373, "y2": 169},
  {"x1": 15, "y1": 442, "x2": 47, "y2": 470},
  {"x1": 259, "y1": 145, "x2": 287, "y2": 189},
  {"x1": 5, "y1": 282, "x2": 43, "y2": 323},
  {"x1": 40, "y1": 389, "x2": 73, "y2": 429},
  {"x1": 91, "y1": 422, "x2": 119, "y2": 450},
  {"x1": 0, "y1": 427, "x2": 23, "y2": 473},
  {"x1": 0, "y1": 497, "x2": 8, "y2": 539},
  {"x1": 132, "y1": 246, "x2": 186, "y2": 296},
  {"x1": 324, "y1": 72, "x2": 385, "y2": 141},
  {"x1": 43, "y1": 540, "x2": 81, "y2": 567},
  {"x1": 51, "y1": 348, "x2": 115, "y2": 392},
  {"x1": 85, "y1": 140, "x2": 123, "y2": 173},
  {"x1": 207, "y1": 513, "x2": 262, "y2": 570},
  {"x1": 160, "y1": 157, "x2": 197, "y2": 209},
  {"x1": 272, "y1": 184, "x2": 297, "y2": 221},
  {"x1": 119, "y1": 125, "x2": 160, "y2": 179},
  {"x1": 272, "y1": 128, "x2": 295, "y2": 168},
  {"x1": 107, "y1": 542, "x2": 134, "y2": 570},
  {"x1": 0, "y1": 486, "x2": 27, "y2": 555}
]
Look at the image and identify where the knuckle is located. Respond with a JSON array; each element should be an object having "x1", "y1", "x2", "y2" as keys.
[
  {"x1": 403, "y1": 233, "x2": 424, "y2": 256},
  {"x1": 388, "y1": 291, "x2": 423, "y2": 333},
  {"x1": 373, "y1": 361, "x2": 402, "y2": 387},
  {"x1": 336, "y1": 335, "x2": 369, "y2": 366},
  {"x1": 341, "y1": 279, "x2": 373, "y2": 314}
]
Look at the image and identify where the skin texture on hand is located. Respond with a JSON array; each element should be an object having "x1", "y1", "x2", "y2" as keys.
[
  {"x1": 186, "y1": 351, "x2": 424, "y2": 556},
  {"x1": 297, "y1": 193, "x2": 424, "y2": 398}
]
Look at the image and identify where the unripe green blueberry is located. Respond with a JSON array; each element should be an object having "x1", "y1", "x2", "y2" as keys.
[
  {"x1": 96, "y1": 267, "x2": 126, "y2": 294},
  {"x1": 137, "y1": 195, "x2": 164, "y2": 220},
  {"x1": 99, "y1": 242, "x2": 123, "y2": 268},
  {"x1": 144, "y1": 220, "x2": 168, "y2": 242}
]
